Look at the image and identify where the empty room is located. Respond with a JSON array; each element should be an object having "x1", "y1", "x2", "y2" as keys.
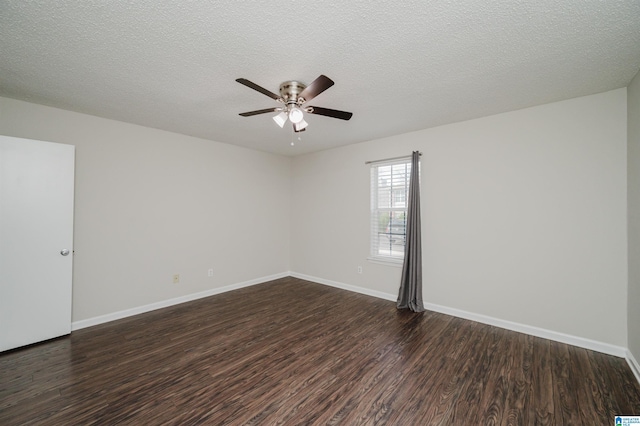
[{"x1": 1, "y1": 1, "x2": 640, "y2": 424}]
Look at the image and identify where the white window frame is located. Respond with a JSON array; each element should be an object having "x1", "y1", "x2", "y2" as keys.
[{"x1": 368, "y1": 157, "x2": 413, "y2": 266}]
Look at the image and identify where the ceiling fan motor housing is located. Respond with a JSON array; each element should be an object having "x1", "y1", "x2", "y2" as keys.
[{"x1": 279, "y1": 81, "x2": 307, "y2": 105}]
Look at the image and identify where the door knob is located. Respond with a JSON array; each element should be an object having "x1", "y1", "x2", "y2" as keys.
[{"x1": 60, "y1": 249, "x2": 70, "y2": 256}]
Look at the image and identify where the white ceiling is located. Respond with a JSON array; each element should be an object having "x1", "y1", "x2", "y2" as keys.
[{"x1": 1, "y1": 1, "x2": 639, "y2": 156}]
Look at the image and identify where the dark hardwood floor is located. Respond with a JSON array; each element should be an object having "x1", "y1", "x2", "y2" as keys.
[{"x1": 1, "y1": 277, "x2": 639, "y2": 425}]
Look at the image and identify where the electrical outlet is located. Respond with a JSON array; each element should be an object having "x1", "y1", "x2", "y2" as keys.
[
  {"x1": 357, "y1": 266, "x2": 362, "y2": 274},
  {"x1": 173, "y1": 274, "x2": 180, "y2": 284},
  {"x1": 208, "y1": 268, "x2": 213, "y2": 277}
]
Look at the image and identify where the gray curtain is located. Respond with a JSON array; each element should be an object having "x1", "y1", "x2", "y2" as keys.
[{"x1": 397, "y1": 151, "x2": 424, "y2": 312}]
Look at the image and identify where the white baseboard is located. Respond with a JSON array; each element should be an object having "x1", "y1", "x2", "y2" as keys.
[
  {"x1": 71, "y1": 272, "x2": 289, "y2": 331},
  {"x1": 289, "y1": 272, "x2": 397, "y2": 302},
  {"x1": 627, "y1": 349, "x2": 640, "y2": 385},
  {"x1": 289, "y1": 271, "x2": 628, "y2": 359},
  {"x1": 423, "y1": 302, "x2": 628, "y2": 358}
]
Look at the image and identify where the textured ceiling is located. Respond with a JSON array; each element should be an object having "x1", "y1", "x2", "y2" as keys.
[{"x1": 1, "y1": 1, "x2": 639, "y2": 156}]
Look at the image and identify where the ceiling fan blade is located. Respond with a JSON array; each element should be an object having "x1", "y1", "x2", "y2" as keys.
[
  {"x1": 236, "y1": 78, "x2": 280, "y2": 100},
  {"x1": 239, "y1": 108, "x2": 278, "y2": 117},
  {"x1": 298, "y1": 75, "x2": 334, "y2": 103},
  {"x1": 307, "y1": 106, "x2": 353, "y2": 120}
]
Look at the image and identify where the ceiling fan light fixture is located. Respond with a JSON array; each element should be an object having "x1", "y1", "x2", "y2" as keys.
[
  {"x1": 236, "y1": 76, "x2": 353, "y2": 138},
  {"x1": 288, "y1": 106, "x2": 304, "y2": 124},
  {"x1": 273, "y1": 111, "x2": 288, "y2": 128},
  {"x1": 294, "y1": 119, "x2": 308, "y2": 132}
]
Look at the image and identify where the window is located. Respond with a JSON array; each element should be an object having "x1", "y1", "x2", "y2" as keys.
[{"x1": 370, "y1": 158, "x2": 412, "y2": 261}]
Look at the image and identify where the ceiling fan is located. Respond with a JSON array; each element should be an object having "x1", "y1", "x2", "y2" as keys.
[{"x1": 236, "y1": 75, "x2": 353, "y2": 133}]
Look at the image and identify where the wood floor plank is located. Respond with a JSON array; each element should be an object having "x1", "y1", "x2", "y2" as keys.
[
  {"x1": 551, "y1": 340, "x2": 582, "y2": 425},
  {"x1": 588, "y1": 350, "x2": 640, "y2": 417},
  {"x1": 1, "y1": 277, "x2": 639, "y2": 425},
  {"x1": 500, "y1": 332, "x2": 531, "y2": 426}
]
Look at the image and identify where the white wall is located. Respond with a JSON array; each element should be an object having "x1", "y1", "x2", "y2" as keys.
[
  {"x1": 292, "y1": 89, "x2": 628, "y2": 347},
  {"x1": 0, "y1": 97, "x2": 291, "y2": 322},
  {"x1": 0, "y1": 89, "x2": 630, "y2": 350},
  {"x1": 629, "y1": 71, "x2": 640, "y2": 362}
]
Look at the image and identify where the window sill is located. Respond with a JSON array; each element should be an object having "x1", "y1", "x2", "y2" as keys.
[{"x1": 367, "y1": 256, "x2": 404, "y2": 268}]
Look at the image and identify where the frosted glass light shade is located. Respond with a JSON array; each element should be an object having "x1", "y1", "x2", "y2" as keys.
[
  {"x1": 288, "y1": 107, "x2": 304, "y2": 124},
  {"x1": 294, "y1": 119, "x2": 308, "y2": 132},
  {"x1": 273, "y1": 112, "x2": 287, "y2": 128}
]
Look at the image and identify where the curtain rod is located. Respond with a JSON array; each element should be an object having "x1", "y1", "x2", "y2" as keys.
[{"x1": 364, "y1": 152, "x2": 422, "y2": 165}]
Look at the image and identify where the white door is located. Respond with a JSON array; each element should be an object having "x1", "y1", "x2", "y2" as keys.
[{"x1": 0, "y1": 135, "x2": 75, "y2": 352}]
